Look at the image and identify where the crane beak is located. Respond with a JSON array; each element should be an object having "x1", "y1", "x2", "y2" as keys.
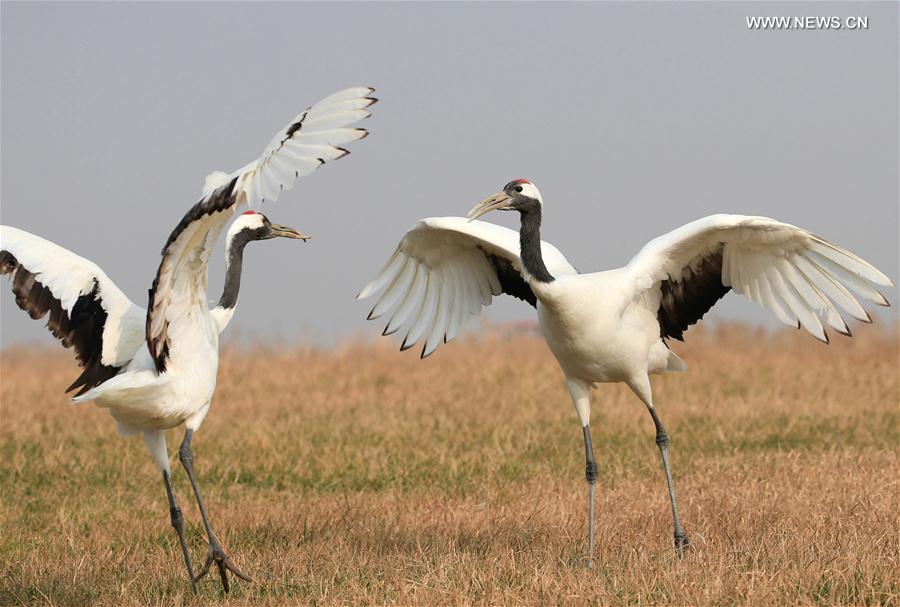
[
  {"x1": 466, "y1": 192, "x2": 512, "y2": 222},
  {"x1": 269, "y1": 223, "x2": 310, "y2": 241}
]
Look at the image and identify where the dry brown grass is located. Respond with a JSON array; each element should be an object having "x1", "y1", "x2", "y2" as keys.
[{"x1": 1, "y1": 324, "x2": 898, "y2": 606}]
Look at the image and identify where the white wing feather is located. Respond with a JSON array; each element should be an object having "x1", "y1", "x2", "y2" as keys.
[
  {"x1": 625, "y1": 214, "x2": 892, "y2": 342},
  {"x1": 358, "y1": 217, "x2": 577, "y2": 357},
  {"x1": 148, "y1": 87, "x2": 374, "y2": 371},
  {"x1": 225, "y1": 86, "x2": 375, "y2": 208},
  {"x1": 0, "y1": 226, "x2": 145, "y2": 368}
]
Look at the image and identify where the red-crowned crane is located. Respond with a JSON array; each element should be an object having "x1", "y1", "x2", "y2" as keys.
[
  {"x1": 358, "y1": 178, "x2": 892, "y2": 567},
  {"x1": 1, "y1": 86, "x2": 376, "y2": 592}
]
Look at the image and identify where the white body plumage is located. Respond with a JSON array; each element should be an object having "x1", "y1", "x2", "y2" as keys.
[{"x1": 534, "y1": 269, "x2": 678, "y2": 385}]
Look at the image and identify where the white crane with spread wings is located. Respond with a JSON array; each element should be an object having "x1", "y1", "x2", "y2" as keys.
[
  {"x1": 359, "y1": 178, "x2": 892, "y2": 566},
  {"x1": 1, "y1": 86, "x2": 376, "y2": 592}
]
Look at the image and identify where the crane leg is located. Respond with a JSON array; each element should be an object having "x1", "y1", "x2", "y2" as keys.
[
  {"x1": 162, "y1": 470, "x2": 198, "y2": 593},
  {"x1": 647, "y1": 407, "x2": 690, "y2": 556},
  {"x1": 627, "y1": 375, "x2": 690, "y2": 556},
  {"x1": 178, "y1": 429, "x2": 252, "y2": 592},
  {"x1": 566, "y1": 378, "x2": 597, "y2": 568},
  {"x1": 582, "y1": 424, "x2": 598, "y2": 569}
]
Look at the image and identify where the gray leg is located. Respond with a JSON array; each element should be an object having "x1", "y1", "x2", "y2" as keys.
[
  {"x1": 647, "y1": 407, "x2": 690, "y2": 556},
  {"x1": 179, "y1": 429, "x2": 251, "y2": 592},
  {"x1": 162, "y1": 470, "x2": 198, "y2": 593},
  {"x1": 566, "y1": 378, "x2": 596, "y2": 568},
  {"x1": 582, "y1": 425, "x2": 598, "y2": 568}
]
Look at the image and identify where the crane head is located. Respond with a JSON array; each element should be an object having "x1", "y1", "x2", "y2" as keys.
[
  {"x1": 466, "y1": 179, "x2": 543, "y2": 222},
  {"x1": 226, "y1": 211, "x2": 310, "y2": 249}
]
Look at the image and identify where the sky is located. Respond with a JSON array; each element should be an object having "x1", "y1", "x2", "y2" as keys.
[{"x1": 1, "y1": 1, "x2": 897, "y2": 351}]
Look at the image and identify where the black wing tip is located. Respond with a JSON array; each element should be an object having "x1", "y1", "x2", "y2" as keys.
[
  {"x1": 656, "y1": 249, "x2": 730, "y2": 342},
  {"x1": 153, "y1": 355, "x2": 168, "y2": 375},
  {"x1": 5, "y1": 267, "x2": 123, "y2": 396},
  {"x1": 146, "y1": 330, "x2": 169, "y2": 375},
  {"x1": 0, "y1": 250, "x2": 17, "y2": 274},
  {"x1": 400, "y1": 339, "x2": 415, "y2": 352},
  {"x1": 285, "y1": 117, "x2": 305, "y2": 139},
  {"x1": 66, "y1": 358, "x2": 120, "y2": 397},
  {"x1": 365, "y1": 96, "x2": 378, "y2": 107},
  {"x1": 484, "y1": 251, "x2": 538, "y2": 309},
  {"x1": 835, "y1": 324, "x2": 852, "y2": 337},
  {"x1": 336, "y1": 148, "x2": 350, "y2": 160},
  {"x1": 356, "y1": 129, "x2": 370, "y2": 140},
  {"x1": 151, "y1": 344, "x2": 169, "y2": 374}
]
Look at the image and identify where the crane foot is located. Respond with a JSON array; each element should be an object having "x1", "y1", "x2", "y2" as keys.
[
  {"x1": 192, "y1": 537, "x2": 252, "y2": 593},
  {"x1": 674, "y1": 532, "x2": 691, "y2": 557}
]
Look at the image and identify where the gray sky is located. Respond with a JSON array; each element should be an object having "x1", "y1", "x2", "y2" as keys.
[{"x1": 2, "y1": 1, "x2": 897, "y2": 350}]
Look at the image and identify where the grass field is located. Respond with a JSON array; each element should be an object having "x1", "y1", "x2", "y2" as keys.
[{"x1": 1, "y1": 324, "x2": 898, "y2": 606}]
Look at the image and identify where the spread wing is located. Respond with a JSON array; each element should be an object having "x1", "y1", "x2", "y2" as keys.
[
  {"x1": 358, "y1": 217, "x2": 578, "y2": 358},
  {"x1": 0, "y1": 226, "x2": 145, "y2": 395},
  {"x1": 624, "y1": 214, "x2": 892, "y2": 342},
  {"x1": 146, "y1": 87, "x2": 375, "y2": 372}
]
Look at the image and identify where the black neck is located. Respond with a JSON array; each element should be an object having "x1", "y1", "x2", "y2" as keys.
[
  {"x1": 218, "y1": 233, "x2": 251, "y2": 309},
  {"x1": 519, "y1": 205, "x2": 555, "y2": 283}
]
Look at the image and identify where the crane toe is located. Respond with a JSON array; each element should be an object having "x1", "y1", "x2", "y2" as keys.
[
  {"x1": 675, "y1": 532, "x2": 691, "y2": 557},
  {"x1": 192, "y1": 539, "x2": 252, "y2": 593}
]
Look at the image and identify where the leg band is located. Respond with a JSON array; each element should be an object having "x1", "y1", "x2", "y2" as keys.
[{"x1": 585, "y1": 461, "x2": 598, "y2": 483}]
